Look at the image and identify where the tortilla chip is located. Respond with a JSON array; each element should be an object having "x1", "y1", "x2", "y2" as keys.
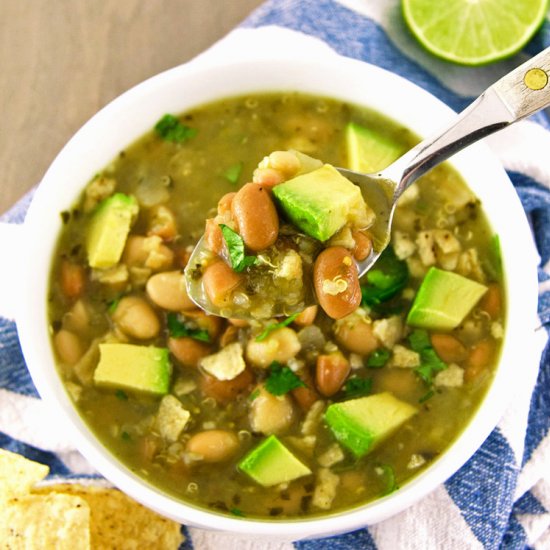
[
  {"x1": 0, "y1": 493, "x2": 90, "y2": 549},
  {"x1": 34, "y1": 483, "x2": 184, "y2": 549},
  {"x1": 0, "y1": 449, "x2": 49, "y2": 499}
]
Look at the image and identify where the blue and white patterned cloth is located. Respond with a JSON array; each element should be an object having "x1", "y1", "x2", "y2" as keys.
[{"x1": 1, "y1": 1, "x2": 550, "y2": 548}]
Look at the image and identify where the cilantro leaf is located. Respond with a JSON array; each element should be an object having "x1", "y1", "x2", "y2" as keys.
[
  {"x1": 378, "y1": 464, "x2": 398, "y2": 495},
  {"x1": 248, "y1": 389, "x2": 260, "y2": 402},
  {"x1": 224, "y1": 162, "x2": 243, "y2": 185},
  {"x1": 264, "y1": 361, "x2": 305, "y2": 396},
  {"x1": 419, "y1": 389, "x2": 435, "y2": 403},
  {"x1": 408, "y1": 329, "x2": 447, "y2": 385},
  {"x1": 167, "y1": 312, "x2": 210, "y2": 342},
  {"x1": 343, "y1": 377, "x2": 372, "y2": 398},
  {"x1": 154, "y1": 114, "x2": 197, "y2": 143},
  {"x1": 115, "y1": 389, "x2": 128, "y2": 401},
  {"x1": 366, "y1": 348, "x2": 390, "y2": 368},
  {"x1": 255, "y1": 313, "x2": 300, "y2": 342},
  {"x1": 361, "y1": 246, "x2": 408, "y2": 307},
  {"x1": 219, "y1": 224, "x2": 258, "y2": 272}
]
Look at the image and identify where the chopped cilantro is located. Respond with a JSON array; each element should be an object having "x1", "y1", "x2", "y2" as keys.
[
  {"x1": 408, "y1": 329, "x2": 431, "y2": 350},
  {"x1": 408, "y1": 329, "x2": 447, "y2": 385},
  {"x1": 342, "y1": 377, "x2": 372, "y2": 398},
  {"x1": 378, "y1": 464, "x2": 398, "y2": 495},
  {"x1": 107, "y1": 296, "x2": 121, "y2": 314},
  {"x1": 265, "y1": 361, "x2": 305, "y2": 396},
  {"x1": 121, "y1": 431, "x2": 132, "y2": 441},
  {"x1": 115, "y1": 389, "x2": 128, "y2": 401},
  {"x1": 361, "y1": 246, "x2": 408, "y2": 307},
  {"x1": 230, "y1": 507, "x2": 246, "y2": 517},
  {"x1": 167, "y1": 312, "x2": 210, "y2": 342},
  {"x1": 419, "y1": 389, "x2": 435, "y2": 403},
  {"x1": 248, "y1": 388, "x2": 260, "y2": 402},
  {"x1": 154, "y1": 114, "x2": 197, "y2": 143},
  {"x1": 255, "y1": 313, "x2": 300, "y2": 342},
  {"x1": 366, "y1": 348, "x2": 390, "y2": 368},
  {"x1": 219, "y1": 224, "x2": 258, "y2": 272},
  {"x1": 224, "y1": 162, "x2": 243, "y2": 185}
]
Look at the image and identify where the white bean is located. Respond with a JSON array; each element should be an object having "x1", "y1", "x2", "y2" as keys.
[{"x1": 246, "y1": 327, "x2": 301, "y2": 368}]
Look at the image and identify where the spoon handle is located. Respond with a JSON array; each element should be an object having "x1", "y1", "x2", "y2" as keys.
[{"x1": 388, "y1": 47, "x2": 550, "y2": 197}]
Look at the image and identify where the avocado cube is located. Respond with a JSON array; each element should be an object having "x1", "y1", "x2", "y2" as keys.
[
  {"x1": 407, "y1": 267, "x2": 488, "y2": 330},
  {"x1": 345, "y1": 122, "x2": 404, "y2": 173},
  {"x1": 238, "y1": 435, "x2": 311, "y2": 487},
  {"x1": 86, "y1": 193, "x2": 139, "y2": 268},
  {"x1": 94, "y1": 343, "x2": 171, "y2": 395},
  {"x1": 325, "y1": 392, "x2": 417, "y2": 458},
  {"x1": 272, "y1": 164, "x2": 371, "y2": 242}
]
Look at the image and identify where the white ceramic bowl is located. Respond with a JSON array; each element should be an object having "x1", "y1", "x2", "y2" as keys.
[{"x1": 0, "y1": 52, "x2": 540, "y2": 540}]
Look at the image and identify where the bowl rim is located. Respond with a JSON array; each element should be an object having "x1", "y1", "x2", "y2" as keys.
[{"x1": 17, "y1": 52, "x2": 540, "y2": 539}]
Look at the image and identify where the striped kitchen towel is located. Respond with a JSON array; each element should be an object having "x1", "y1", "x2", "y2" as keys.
[{"x1": 1, "y1": 1, "x2": 549, "y2": 548}]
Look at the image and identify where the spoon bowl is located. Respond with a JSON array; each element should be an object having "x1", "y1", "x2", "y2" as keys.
[{"x1": 185, "y1": 47, "x2": 550, "y2": 319}]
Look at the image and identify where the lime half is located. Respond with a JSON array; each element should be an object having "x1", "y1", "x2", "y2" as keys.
[{"x1": 402, "y1": 0, "x2": 549, "y2": 66}]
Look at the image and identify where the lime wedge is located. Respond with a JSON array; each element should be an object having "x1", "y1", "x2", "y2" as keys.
[
  {"x1": 345, "y1": 122, "x2": 405, "y2": 173},
  {"x1": 402, "y1": 0, "x2": 549, "y2": 66}
]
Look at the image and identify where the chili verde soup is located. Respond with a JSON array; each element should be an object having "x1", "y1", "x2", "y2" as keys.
[{"x1": 48, "y1": 92, "x2": 504, "y2": 519}]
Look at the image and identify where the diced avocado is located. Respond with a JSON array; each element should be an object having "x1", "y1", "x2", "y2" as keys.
[
  {"x1": 94, "y1": 343, "x2": 171, "y2": 395},
  {"x1": 346, "y1": 122, "x2": 405, "y2": 173},
  {"x1": 272, "y1": 164, "x2": 370, "y2": 242},
  {"x1": 325, "y1": 392, "x2": 417, "y2": 458},
  {"x1": 407, "y1": 267, "x2": 488, "y2": 330},
  {"x1": 238, "y1": 435, "x2": 311, "y2": 487},
  {"x1": 86, "y1": 193, "x2": 139, "y2": 268}
]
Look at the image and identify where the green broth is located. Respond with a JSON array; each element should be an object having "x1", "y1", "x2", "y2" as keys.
[{"x1": 48, "y1": 92, "x2": 503, "y2": 519}]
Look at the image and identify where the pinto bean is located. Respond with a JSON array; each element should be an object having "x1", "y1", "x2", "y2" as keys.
[
  {"x1": 229, "y1": 318, "x2": 249, "y2": 328},
  {"x1": 293, "y1": 305, "x2": 318, "y2": 327},
  {"x1": 112, "y1": 296, "x2": 160, "y2": 340},
  {"x1": 316, "y1": 352, "x2": 350, "y2": 397},
  {"x1": 352, "y1": 230, "x2": 373, "y2": 261},
  {"x1": 252, "y1": 168, "x2": 286, "y2": 188},
  {"x1": 200, "y1": 368, "x2": 254, "y2": 403},
  {"x1": 430, "y1": 333, "x2": 467, "y2": 363},
  {"x1": 184, "y1": 309, "x2": 224, "y2": 340},
  {"x1": 186, "y1": 430, "x2": 240, "y2": 463},
  {"x1": 217, "y1": 192, "x2": 236, "y2": 216},
  {"x1": 204, "y1": 218, "x2": 224, "y2": 255},
  {"x1": 53, "y1": 329, "x2": 84, "y2": 365},
  {"x1": 479, "y1": 283, "x2": 502, "y2": 320},
  {"x1": 146, "y1": 270, "x2": 198, "y2": 312},
  {"x1": 375, "y1": 368, "x2": 420, "y2": 399},
  {"x1": 313, "y1": 246, "x2": 361, "y2": 319},
  {"x1": 291, "y1": 369, "x2": 320, "y2": 411},
  {"x1": 169, "y1": 337, "x2": 211, "y2": 368},
  {"x1": 202, "y1": 259, "x2": 242, "y2": 308},
  {"x1": 465, "y1": 339, "x2": 495, "y2": 382},
  {"x1": 60, "y1": 260, "x2": 85, "y2": 299},
  {"x1": 219, "y1": 325, "x2": 239, "y2": 347},
  {"x1": 231, "y1": 182, "x2": 279, "y2": 251},
  {"x1": 334, "y1": 313, "x2": 379, "y2": 355}
]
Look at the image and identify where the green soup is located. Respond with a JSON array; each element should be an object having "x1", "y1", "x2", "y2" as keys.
[{"x1": 48, "y1": 92, "x2": 503, "y2": 519}]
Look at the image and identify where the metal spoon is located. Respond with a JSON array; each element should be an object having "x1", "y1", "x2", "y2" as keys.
[{"x1": 186, "y1": 47, "x2": 550, "y2": 318}]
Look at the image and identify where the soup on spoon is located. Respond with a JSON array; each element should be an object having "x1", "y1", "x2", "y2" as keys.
[{"x1": 184, "y1": 150, "x2": 379, "y2": 321}]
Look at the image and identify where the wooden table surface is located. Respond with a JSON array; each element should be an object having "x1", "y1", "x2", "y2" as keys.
[{"x1": 0, "y1": 0, "x2": 263, "y2": 215}]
